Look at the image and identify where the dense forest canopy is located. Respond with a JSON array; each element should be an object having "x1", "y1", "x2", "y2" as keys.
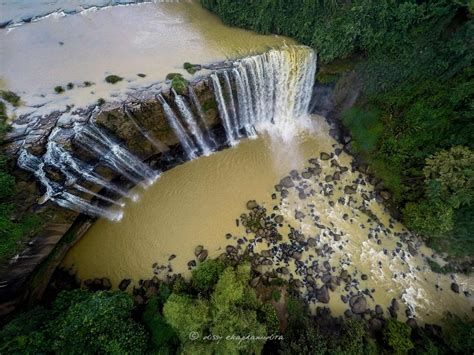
[{"x1": 202, "y1": 0, "x2": 474, "y2": 258}]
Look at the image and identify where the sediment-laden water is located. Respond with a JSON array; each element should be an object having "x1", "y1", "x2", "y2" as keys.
[
  {"x1": 63, "y1": 116, "x2": 474, "y2": 325},
  {"x1": 0, "y1": 0, "x2": 293, "y2": 116}
]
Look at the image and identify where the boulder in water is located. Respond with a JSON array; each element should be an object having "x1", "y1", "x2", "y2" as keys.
[
  {"x1": 350, "y1": 295, "x2": 367, "y2": 314},
  {"x1": 280, "y1": 176, "x2": 294, "y2": 188},
  {"x1": 316, "y1": 286, "x2": 330, "y2": 303},
  {"x1": 246, "y1": 200, "x2": 258, "y2": 210},
  {"x1": 119, "y1": 279, "x2": 132, "y2": 291},
  {"x1": 194, "y1": 245, "x2": 204, "y2": 257},
  {"x1": 320, "y1": 152, "x2": 331, "y2": 160}
]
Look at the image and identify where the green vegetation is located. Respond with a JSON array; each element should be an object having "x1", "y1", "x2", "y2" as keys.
[
  {"x1": 191, "y1": 258, "x2": 225, "y2": 292},
  {"x1": 0, "y1": 290, "x2": 148, "y2": 354},
  {"x1": 383, "y1": 319, "x2": 414, "y2": 354},
  {"x1": 105, "y1": 74, "x2": 123, "y2": 84},
  {"x1": 270, "y1": 288, "x2": 281, "y2": 302},
  {"x1": 201, "y1": 0, "x2": 474, "y2": 258},
  {"x1": 2, "y1": 258, "x2": 474, "y2": 354},
  {"x1": 54, "y1": 86, "x2": 64, "y2": 94},
  {"x1": 83, "y1": 81, "x2": 93, "y2": 87},
  {"x1": 183, "y1": 62, "x2": 200, "y2": 74},
  {"x1": 164, "y1": 263, "x2": 273, "y2": 354},
  {"x1": 137, "y1": 73, "x2": 146, "y2": 78},
  {"x1": 166, "y1": 73, "x2": 189, "y2": 95},
  {"x1": 97, "y1": 98, "x2": 105, "y2": 106},
  {"x1": 0, "y1": 90, "x2": 21, "y2": 107},
  {"x1": 202, "y1": 98, "x2": 217, "y2": 112},
  {"x1": 0, "y1": 101, "x2": 42, "y2": 263},
  {"x1": 66, "y1": 82, "x2": 74, "y2": 90}
]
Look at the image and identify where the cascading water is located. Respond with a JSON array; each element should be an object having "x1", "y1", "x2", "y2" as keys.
[
  {"x1": 212, "y1": 46, "x2": 316, "y2": 143},
  {"x1": 16, "y1": 45, "x2": 316, "y2": 220},
  {"x1": 18, "y1": 150, "x2": 124, "y2": 221},
  {"x1": 172, "y1": 89, "x2": 212, "y2": 156},
  {"x1": 124, "y1": 106, "x2": 170, "y2": 155},
  {"x1": 157, "y1": 94, "x2": 198, "y2": 160},
  {"x1": 211, "y1": 73, "x2": 237, "y2": 146},
  {"x1": 188, "y1": 86, "x2": 217, "y2": 149}
]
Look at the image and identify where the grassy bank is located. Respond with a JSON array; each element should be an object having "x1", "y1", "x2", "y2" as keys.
[{"x1": 201, "y1": 0, "x2": 474, "y2": 259}]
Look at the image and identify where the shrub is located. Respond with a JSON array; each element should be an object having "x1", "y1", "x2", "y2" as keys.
[
  {"x1": 0, "y1": 290, "x2": 148, "y2": 354},
  {"x1": 403, "y1": 201, "x2": 453, "y2": 238},
  {"x1": 142, "y1": 297, "x2": 179, "y2": 351},
  {"x1": 192, "y1": 259, "x2": 225, "y2": 292},
  {"x1": 54, "y1": 86, "x2": 64, "y2": 94},
  {"x1": 271, "y1": 289, "x2": 281, "y2": 302},
  {"x1": 383, "y1": 319, "x2": 414, "y2": 354},
  {"x1": 0, "y1": 90, "x2": 21, "y2": 106},
  {"x1": 424, "y1": 146, "x2": 474, "y2": 208},
  {"x1": 105, "y1": 75, "x2": 123, "y2": 84}
]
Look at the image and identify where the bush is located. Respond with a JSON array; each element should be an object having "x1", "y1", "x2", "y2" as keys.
[
  {"x1": 192, "y1": 259, "x2": 225, "y2": 292},
  {"x1": 105, "y1": 74, "x2": 123, "y2": 84},
  {"x1": 424, "y1": 146, "x2": 474, "y2": 208},
  {"x1": 403, "y1": 201, "x2": 453, "y2": 238},
  {"x1": 271, "y1": 289, "x2": 281, "y2": 302},
  {"x1": 383, "y1": 319, "x2": 414, "y2": 354},
  {"x1": 164, "y1": 264, "x2": 271, "y2": 354},
  {"x1": 168, "y1": 74, "x2": 188, "y2": 95},
  {"x1": 0, "y1": 290, "x2": 148, "y2": 354},
  {"x1": 0, "y1": 90, "x2": 21, "y2": 106},
  {"x1": 54, "y1": 86, "x2": 64, "y2": 94},
  {"x1": 142, "y1": 297, "x2": 179, "y2": 352}
]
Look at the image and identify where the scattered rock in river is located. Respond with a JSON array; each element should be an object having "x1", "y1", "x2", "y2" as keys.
[
  {"x1": 119, "y1": 279, "x2": 131, "y2": 291},
  {"x1": 280, "y1": 176, "x2": 294, "y2": 188},
  {"x1": 194, "y1": 245, "x2": 204, "y2": 257},
  {"x1": 320, "y1": 152, "x2": 331, "y2": 160},
  {"x1": 246, "y1": 200, "x2": 258, "y2": 210},
  {"x1": 350, "y1": 295, "x2": 367, "y2": 314}
]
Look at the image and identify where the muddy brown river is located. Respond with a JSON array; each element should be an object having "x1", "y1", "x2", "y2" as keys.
[{"x1": 64, "y1": 116, "x2": 474, "y2": 325}]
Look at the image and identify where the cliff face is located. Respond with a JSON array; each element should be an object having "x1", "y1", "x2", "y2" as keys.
[{"x1": 0, "y1": 77, "x2": 221, "y2": 317}]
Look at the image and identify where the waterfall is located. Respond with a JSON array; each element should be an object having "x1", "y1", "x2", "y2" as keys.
[
  {"x1": 124, "y1": 106, "x2": 170, "y2": 155},
  {"x1": 188, "y1": 85, "x2": 217, "y2": 149},
  {"x1": 157, "y1": 94, "x2": 198, "y2": 160},
  {"x1": 76, "y1": 125, "x2": 158, "y2": 187},
  {"x1": 229, "y1": 46, "x2": 316, "y2": 137},
  {"x1": 211, "y1": 73, "x2": 237, "y2": 146},
  {"x1": 16, "y1": 46, "x2": 316, "y2": 220},
  {"x1": 172, "y1": 89, "x2": 212, "y2": 156},
  {"x1": 18, "y1": 150, "x2": 124, "y2": 221},
  {"x1": 44, "y1": 141, "x2": 132, "y2": 199},
  {"x1": 232, "y1": 65, "x2": 256, "y2": 136},
  {"x1": 222, "y1": 72, "x2": 241, "y2": 138}
]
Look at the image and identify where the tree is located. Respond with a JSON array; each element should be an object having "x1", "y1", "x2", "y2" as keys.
[
  {"x1": 163, "y1": 264, "x2": 275, "y2": 354},
  {"x1": 383, "y1": 319, "x2": 414, "y2": 354},
  {"x1": 424, "y1": 146, "x2": 474, "y2": 208},
  {"x1": 50, "y1": 290, "x2": 148, "y2": 354},
  {"x1": 0, "y1": 290, "x2": 148, "y2": 355},
  {"x1": 192, "y1": 259, "x2": 225, "y2": 292},
  {"x1": 403, "y1": 200, "x2": 453, "y2": 237}
]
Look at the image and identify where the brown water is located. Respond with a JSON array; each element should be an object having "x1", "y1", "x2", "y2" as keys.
[
  {"x1": 0, "y1": 0, "x2": 293, "y2": 117},
  {"x1": 64, "y1": 116, "x2": 474, "y2": 324}
]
